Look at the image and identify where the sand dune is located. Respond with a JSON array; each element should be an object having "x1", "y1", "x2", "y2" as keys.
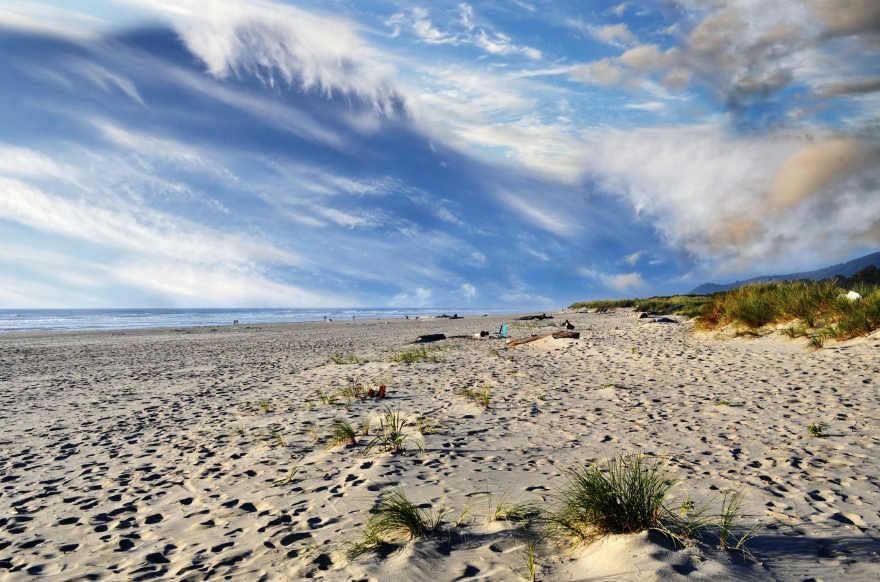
[{"x1": 1, "y1": 311, "x2": 879, "y2": 580}]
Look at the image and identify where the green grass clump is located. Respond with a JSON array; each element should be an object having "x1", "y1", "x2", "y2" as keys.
[
  {"x1": 459, "y1": 386, "x2": 491, "y2": 408},
  {"x1": 330, "y1": 352, "x2": 366, "y2": 364},
  {"x1": 547, "y1": 453, "x2": 706, "y2": 545},
  {"x1": 328, "y1": 419, "x2": 358, "y2": 448},
  {"x1": 346, "y1": 487, "x2": 447, "y2": 559},
  {"x1": 363, "y1": 407, "x2": 424, "y2": 455},
  {"x1": 487, "y1": 490, "x2": 541, "y2": 525},
  {"x1": 694, "y1": 280, "x2": 880, "y2": 346},
  {"x1": 807, "y1": 422, "x2": 825, "y2": 437},
  {"x1": 714, "y1": 400, "x2": 731, "y2": 406},
  {"x1": 391, "y1": 348, "x2": 441, "y2": 364}
]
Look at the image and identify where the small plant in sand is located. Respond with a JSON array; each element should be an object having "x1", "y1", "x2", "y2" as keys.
[
  {"x1": 506, "y1": 355, "x2": 515, "y2": 361},
  {"x1": 454, "y1": 493, "x2": 481, "y2": 527},
  {"x1": 546, "y1": 453, "x2": 709, "y2": 546},
  {"x1": 391, "y1": 348, "x2": 441, "y2": 364},
  {"x1": 305, "y1": 419, "x2": 320, "y2": 442},
  {"x1": 599, "y1": 383, "x2": 622, "y2": 389},
  {"x1": 807, "y1": 422, "x2": 825, "y2": 438},
  {"x1": 257, "y1": 398, "x2": 275, "y2": 412},
  {"x1": 346, "y1": 487, "x2": 448, "y2": 559},
  {"x1": 537, "y1": 394, "x2": 546, "y2": 401},
  {"x1": 516, "y1": 534, "x2": 543, "y2": 582},
  {"x1": 267, "y1": 429, "x2": 286, "y2": 448},
  {"x1": 488, "y1": 348, "x2": 501, "y2": 358},
  {"x1": 415, "y1": 415, "x2": 443, "y2": 434},
  {"x1": 362, "y1": 407, "x2": 424, "y2": 455},
  {"x1": 234, "y1": 420, "x2": 247, "y2": 436},
  {"x1": 783, "y1": 324, "x2": 809, "y2": 339},
  {"x1": 459, "y1": 386, "x2": 491, "y2": 408},
  {"x1": 631, "y1": 347, "x2": 638, "y2": 354},
  {"x1": 341, "y1": 377, "x2": 365, "y2": 399},
  {"x1": 487, "y1": 489, "x2": 540, "y2": 525},
  {"x1": 330, "y1": 352, "x2": 366, "y2": 365},
  {"x1": 328, "y1": 419, "x2": 358, "y2": 448},
  {"x1": 315, "y1": 387, "x2": 339, "y2": 406},
  {"x1": 358, "y1": 417, "x2": 372, "y2": 436},
  {"x1": 714, "y1": 400, "x2": 731, "y2": 406},
  {"x1": 271, "y1": 457, "x2": 304, "y2": 487},
  {"x1": 715, "y1": 489, "x2": 757, "y2": 551}
]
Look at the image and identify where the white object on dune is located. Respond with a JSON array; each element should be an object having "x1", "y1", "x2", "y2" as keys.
[{"x1": 841, "y1": 290, "x2": 862, "y2": 302}]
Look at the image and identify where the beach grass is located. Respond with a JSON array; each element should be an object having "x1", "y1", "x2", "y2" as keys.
[
  {"x1": 546, "y1": 453, "x2": 709, "y2": 545},
  {"x1": 694, "y1": 281, "x2": 880, "y2": 344},
  {"x1": 328, "y1": 418, "x2": 358, "y2": 448},
  {"x1": 346, "y1": 487, "x2": 447, "y2": 559},
  {"x1": 570, "y1": 294, "x2": 711, "y2": 318},
  {"x1": 362, "y1": 407, "x2": 424, "y2": 455},
  {"x1": 459, "y1": 386, "x2": 491, "y2": 408}
]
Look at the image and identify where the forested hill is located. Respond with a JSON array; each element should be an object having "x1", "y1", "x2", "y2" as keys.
[{"x1": 690, "y1": 252, "x2": 880, "y2": 294}]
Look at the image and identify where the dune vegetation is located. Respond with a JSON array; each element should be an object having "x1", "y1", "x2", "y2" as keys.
[
  {"x1": 569, "y1": 294, "x2": 711, "y2": 318},
  {"x1": 572, "y1": 280, "x2": 880, "y2": 348},
  {"x1": 694, "y1": 281, "x2": 880, "y2": 347}
]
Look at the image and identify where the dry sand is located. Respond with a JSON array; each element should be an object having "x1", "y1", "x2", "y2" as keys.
[{"x1": 1, "y1": 311, "x2": 879, "y2": 581}]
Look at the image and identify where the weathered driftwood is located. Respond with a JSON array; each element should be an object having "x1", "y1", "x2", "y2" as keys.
[
  {"x1": 516, "y1": 313, "x2": 554, "y2": 321},
  {"x1": 506, "y1": 330, "x2": 580, "y2": 347},
  {"x1": 415, "y1": 333, "x2": 446, "y2": 343}
]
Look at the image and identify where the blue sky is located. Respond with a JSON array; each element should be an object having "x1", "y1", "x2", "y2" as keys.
[{"x1": 1, "y1": 0, "x2": 879, "y2": 308}]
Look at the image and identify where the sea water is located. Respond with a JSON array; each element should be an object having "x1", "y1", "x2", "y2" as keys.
[{"x1": 0, "y1": 307, "x2": 521, "y2": 333}]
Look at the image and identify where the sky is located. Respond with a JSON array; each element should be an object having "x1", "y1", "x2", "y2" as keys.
[{"x1": 1, "y1": 0, "x2": 879, "y2": 309}]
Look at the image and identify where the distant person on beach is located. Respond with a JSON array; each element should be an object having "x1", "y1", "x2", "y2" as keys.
[
  {"x1": 323, "y1": 316, "x2": 326, "y2": 321},
  {"x1": 352, "y1": 315, "x2": 355, "y2": 321}
]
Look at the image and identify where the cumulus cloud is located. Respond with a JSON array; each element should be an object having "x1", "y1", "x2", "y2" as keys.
[
  {"x1": 581, "y1": 126, "x2": 880, "y2": 272},
  {"x1": 579, "y1": 267, "x2": 646, "y2": 291},
  {"x1": 608, "y1": 272, "x2": 645, "y2": 290}
]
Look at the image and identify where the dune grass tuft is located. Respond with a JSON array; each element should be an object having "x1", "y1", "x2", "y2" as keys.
[
  {"x1": 391, "y1": 347, "x2": 441, "y2": 363},
  {"x1": 330, "y1": 352, "x2": 366, "y2": 364},
  {"x1": 362, "y1": 407, "x2": 424, "y2": 455},
  {"x1": 547, "y1": 453, "x2": 708, "y2": 545},
  {"x1": 459, "y1": 386, "x2": 491, "y2": 408},
  {"x1": 328, "y1": 418, "x2": 358, "y2": 448},
  {"x1": 346, "y1": 487, "x2": 448, "y2": 559}
]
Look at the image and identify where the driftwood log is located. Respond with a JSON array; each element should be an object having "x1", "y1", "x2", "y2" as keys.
[{"x1": 506, "y1": 330, "x2": 580, "y2": 348}]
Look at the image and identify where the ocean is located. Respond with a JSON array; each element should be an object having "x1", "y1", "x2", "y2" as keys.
[{"x1": 0, "y1": 307, "x2": 524, "y2": 333}]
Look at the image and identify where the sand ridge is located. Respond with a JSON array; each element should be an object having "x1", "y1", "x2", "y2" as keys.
[{"x1": 1, "y1": 311, "x2": 879, "y2": 580}]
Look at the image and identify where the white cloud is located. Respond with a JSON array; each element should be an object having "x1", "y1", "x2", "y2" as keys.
[
  {"x1": 608, "y1": 272, "x2": 645, "y2": 290},
  {"x1": 120, "y1": 0, "x2": 402, "y2": 114},
  {"x1": 386, "y1": 5, "x2": 541, "y2": 60},
  {"x1": 578, "y1": 267, "x2": 645, "y2": 291},
  {"x1": 461, "y1": 283, "x2": 476, "y2": 299},
  {"x1": 621, "y1": 251, "x2": 643, "y2": 265},
  {"x1": 592, "y1": 23, "x2": 638, "y2": 46},
  {"x1": 474, "y1": 30, "x2": 542, "y2": 59},
  {"x1": 623, "y1": 101, "x2": 665, "y2": 111}
]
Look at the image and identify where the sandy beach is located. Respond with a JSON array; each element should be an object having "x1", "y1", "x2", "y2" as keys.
[{"x1": 1, "y1": 311, "x2": 879, "y2": 581}]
